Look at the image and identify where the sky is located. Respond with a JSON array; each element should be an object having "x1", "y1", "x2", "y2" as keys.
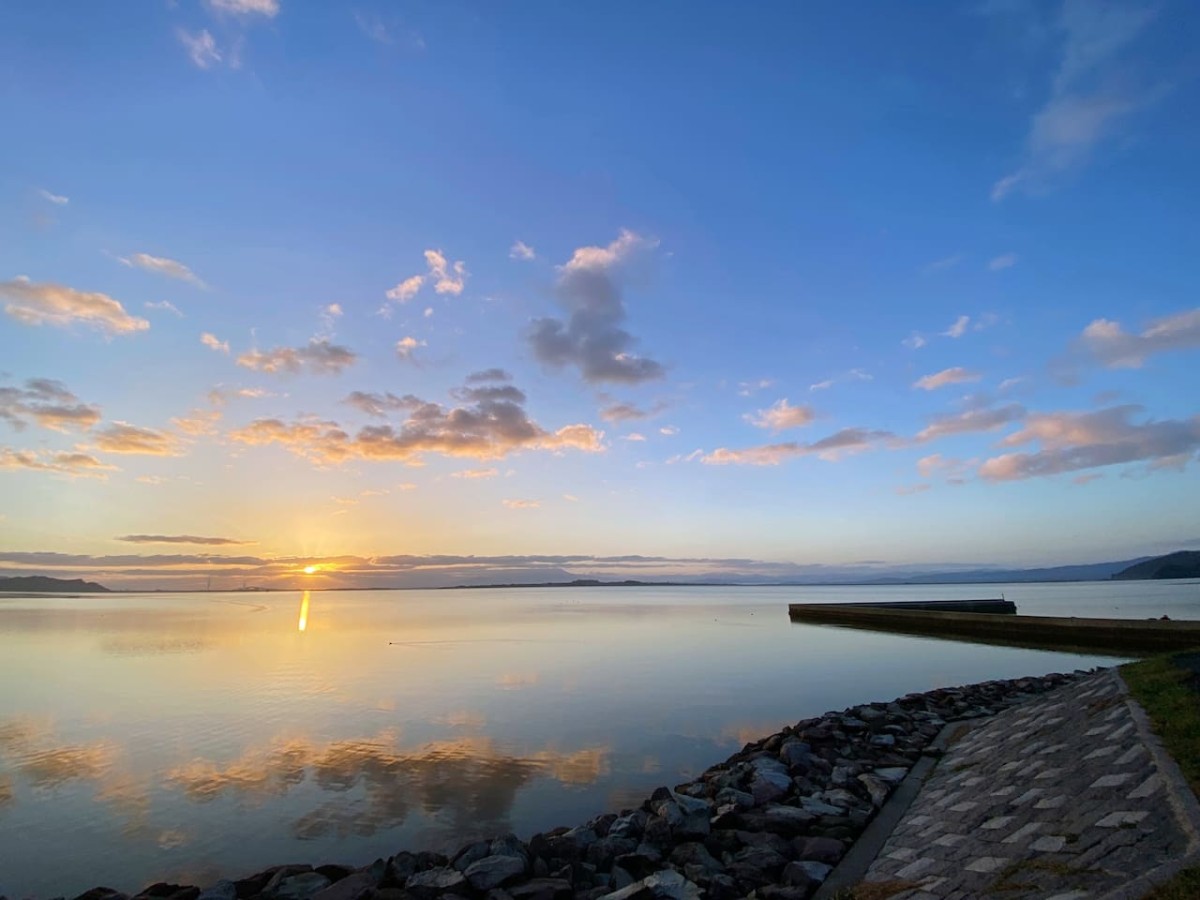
[{"x1": 1, "y1": 0, "x2": 1198, "y2": 589}]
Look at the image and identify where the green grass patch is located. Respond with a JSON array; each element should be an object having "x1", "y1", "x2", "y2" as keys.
[
  {"x1": 1142, "y1": 866, "x2": 1200, "y2": 899},
  {"x1": 1121, "y1": 654, "x2": 1200, "y2": 797}
]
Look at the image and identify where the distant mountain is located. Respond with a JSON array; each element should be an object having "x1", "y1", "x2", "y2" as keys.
[
  {"x1": 0, "y1": 575, "x2": 111, "y2": 593},
  {"x1": 854, "y1": 558, "x2": 1157, "y2": 585},
  {"x1": 1112, "y1": 552, "x2": 1200, "y2": 581}
]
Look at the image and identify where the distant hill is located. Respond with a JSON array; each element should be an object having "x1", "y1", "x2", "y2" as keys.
[
  {"x1": 1112, "y1": 552, "x2": 1200, "y2": 581},
  {"x1": 0, "y1": 575, "x2": 111, "y2": 593}
]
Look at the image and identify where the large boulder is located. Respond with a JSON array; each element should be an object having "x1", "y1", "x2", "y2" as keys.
[{"x1": 463, "y1": 856, "x2": 527, "y2": 892}]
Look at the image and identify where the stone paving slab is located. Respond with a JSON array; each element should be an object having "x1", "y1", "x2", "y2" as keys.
[{"x1": 857, "y1": 668, "x2": 1200, "y2": 899}]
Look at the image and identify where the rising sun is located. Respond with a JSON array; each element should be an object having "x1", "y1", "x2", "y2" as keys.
[{"x1": 303, "y1": 565, "x2": 318, "y2": 575}]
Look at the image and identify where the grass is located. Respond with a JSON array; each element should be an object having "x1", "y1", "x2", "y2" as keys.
[{"x1": 1121, "y1": 653, "x2": 1200, "y2": 898}]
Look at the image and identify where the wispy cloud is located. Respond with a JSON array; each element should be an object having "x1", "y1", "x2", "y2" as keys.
[
  {"x1": 703, "y1": 428, "x2": 896, "y2": 466},
  {"x1": 980, "y1": 405, "x2": 1200, "y2": 481},
  {"x1": 942, "y1": 315, "x2": 971, "y2": 339},
  {"x1": 37, "y1": 188, "x2": 69, "y2": 206},
  {"x1": 200, "y1": 332, "x2": 230, "y2": 354},
  {"x1": 744, "y1": 399, "x2": 815, "y2": 432},
  {"x1": 395, "y1": 336, "x2": 426, "y2": 362},
  {"x1": 808, "y1": 369, "x2": 872, "y2": 392},
  {"x1": 94, "y1": 423, "x2": 184, "y2": 456},
  {"x1": 0, "y1": 379, "x2": 101, "y2": 433},
  {"x1": 503, "y1": 499, "x2": 540, "y2": 510},
  {"x1": 989, "y1": 253, "x2": 1019, "y2": 271},
  {"x1": 737, "y1": 378, "x2": 774, "y2": 397},
  {"x1": 913, "y1": 367, "x2": 981, "y2": 391},
  {"x1": 119, "y1": 252, "x2": 205, "y2": 287},
  {"x1": 922, "y1": 254, "x2": 964, "y2": 274},
  {"x1": 234, "y1": 378, "x2": 604, "y2": 465},
  {"x1": 916, "y1": 403, "x2": 1026, "y2": 443},
  {"x1": 145, "y1": 300, "x2": 183, "y2": 317},
  {"x1": 466, "y1": 369, "x2": 512, "y2": 384},
  {"x1": 1, "y1": 277, "x2": 149, "y2": 335},
  {"x1": 510, "y1": 241, "x2": 536, "y2": 261},
  {"x1": 207, "y1": 0, "x2": 279, "y2": 17},
  {"x1": 1077, "y1": 307, "x2": 1200, "y2": 369},
  {"x1": 659, "y1": 425, "x2": 678, "y2": 436},
  {"x1": 529, "y1": 230, "x2": 664, "y2": 385},
  {"x1": 622, "y1": 433, "x2": 646, "y2": 442},
  {"x1": 385, "y1": 249, "x2": 468, "y2": 305},
  {"x1": 177, "y1": 28, "x2": 222, "y2": 69},
  {"x1": 116, "y1": 534, "x2": 256, "y2": 545},
  {"x1": 452, "y1": 467, "x2": 498, "y2": 479},
  {"x1": 992, "y1": 1, "x2": 1160, "y2": 200},
  {"x1": 385, "y1": 275, "x2": 424, "y2": 303},
  {"x1": 600, "y1": 400, "x2": 667, "y2": 423},
  {"x1": 237, "y1": 339, "x2": 357, "y2": 376},
  {"x1": 902, "y1": 332, "x2": 927, "y2": 350},
  {"x1": 0, "y1": 447, "x2": 117, "y2": 479}
]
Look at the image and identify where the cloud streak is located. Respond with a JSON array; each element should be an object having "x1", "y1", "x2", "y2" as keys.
[
  {"x1": 120, "y1": 253, "x2": 205, "y2": 287},
  {"x1": 1, "y1": 277, "x2": 149, "y2": 335},
  {"x1": 237, "y1": 339, "x2": 358, "y2": 376},
  {"x1": 116, "y1": 534, "x2": 256, "y2": 546},
  {"x1": 913, "y1": 367, "x2": 981, "y2": 391},
  {"x1": 0, "y1": 379, "x2": 101, "y2": 433},
  {"x1": 0, "y1": 448, "x2": 117, "y2": 479},
  {"x1": 744, "y1": 399, "x2": 815, "y2": 432},
  {"x1": 703, "y1": 428, "x2": 896, "y2": 466},
  {"x1": 1077, "y1": 307, "x2": 1200, "y2": 369}
]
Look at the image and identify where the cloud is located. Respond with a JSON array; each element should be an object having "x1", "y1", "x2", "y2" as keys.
[
  {"x1": 0, "y1": 379, "x2": 101, "y2": 432},
  {"x1": 600, "y1": 401, "x2": 670, "y2": 423},
  {"x1": 171, "y1": 408, "x2": 222, "y2": 436},
  {"x1": 116, "y1": 534, "x2": 255, "y2": 546},
  {"x1": 562, "y1": 493, "x2": 579, "y2": 502},
  {"x1": 1, "y1": 277, "x2": 149, "y2": 335},
  {"x1": 234, "y1": 378, "x2": 604, "y2": 466},
  {"x1": 623, "y1": 433, "x2": 646, "y2": 442},
  {"x1": 989, "y1": 253, "x2": 1019, "y2": 271},
  {"x1": 809, "y1": 380, "x2": 834, "y2": 392},
  {"x1": 0, "y1": 447, "x2": 117, "y2": 479},
  {"x1": 145, "y1": 300, "x2": 183, "y2": 317},
  {"x1": 979, "y1": 405, "x2": 1200, "y2": 481},
  {"x1": 200, "y1": 332, "x2": 230, "y2": 354},
  {"x1": 503, "y1": 499, "x2": 540, "y2": 510},
  {"x1": 902, "y1": 332, "x2": 927, "y2": 350},
  {"x1": 1077, "y1": 307, "x2": 1200, "y2": 368},
  {"x1": 386, "y1": 275, "x2": 424, "y2": 303},
  {"x1": 916, "y1": 403, "x2": 1027, "y2": 443},
  {"x1": 318, "y1": 303, "x2": 342, "y2": 335},
  {"x1": 207, "y1": 386, "x2": 273, "y2": 406},
  {"x1": 659, "y1": 425, "x2": 678, "y2": 436},
  {"x1": 466, "y1": 369, "x2": 512, "y2": 384},
  {"x1": 745, "y1": 398, "x2": 814, "y2": 432},
  {"x1": 895, "y1": 483, "x2": 932, "y2": 496},
  {"x1": 703, "y1": 428, "x2": 896, "y2": 466},
  {"x1": 452, "y1": 467, "x2": 498, "y2": 479},
  {"x1": 528, "y1": 230, "x2": 664, "y2": 385},
  {"x1": 942, "y1": 315, "x2": 971, "y2": 339},
  {"x1": 37, "y1": 189, "x2": 68, "y2": 206},
  {"x1": 510, "y1": 241, "x2": 536, "y2": 261},
  {"x1": 237, "y1": 339, "x2": 357, "y2": 376},
  {"x1": 737, "y1": 379, "x2": 774, "y2": 397},
  {"x1": 922, "y1": 254, "x2": 964, "y2": 273},
  {"x1": 94, "y1": 422, "x2": 184, "y2": 456},
  {"x1": 913, "y1": 367, "x2": 982, "y2": 391},
  {"x1": 178, "y1": 28, "x2": 221, "y2": 68},
  {"x1": 425, "y1": 250, "x2": 467, "y2": 295},
  {"x1": 395, "y1": 336, "x2": 426, "y2": 362},
  {"x1": 991, "y1": 2, "x2": 1159, "y2": 200},
  {"x1": 120, "y1": 253, "x2": 204, "y2": 287},
  {"x1": 207, "y1": 0, "x2": 279, "y2": 16}
]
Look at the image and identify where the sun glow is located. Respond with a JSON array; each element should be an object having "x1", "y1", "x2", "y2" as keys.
[
  {"x1": 303, "y1": 565, "x2": 318, "y2": 575},
  {"x1": 297, "y1": 591, "x2": 310, "y2": 632}
]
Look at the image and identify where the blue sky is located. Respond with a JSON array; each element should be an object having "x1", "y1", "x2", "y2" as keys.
[{"x1": 1, "y1": 0, "x2": 1198, "y2": 587}]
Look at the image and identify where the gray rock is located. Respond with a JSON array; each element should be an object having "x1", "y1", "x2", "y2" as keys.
[
  {"x1": 668, "y1": 842, "x2": 722, "y2": 875},
  {"x1": 595, "y1": 883, "x2": 652, "y2": 900},
  {"x1": 788, "y1": 861, "x2": 831, "y2": 883},
  {"x1": 608, "y1": 812, "x2": 647, "y2": 840},
  {"x1": 563, "y1": 825, "x2": 599, "y2": 848},
  {"x1": 311, "y1": 874, "x2": 376, "y2": 900},
  {"x1": 271, "y1": 874, "x2": 332, "y2": 900},
  {"x1": 406, "y1": 867, "x2": 466, "y2": 898},
  {"x1": 872, "y1": 766, "x2": 908, "y2": 784},
  {"x1": 820, "y1": 788, "x2": 857, "y2": 808},
  {"x1": 490, "y1": 834, "x2": 529, "y2": 862},
  {"x1": 506, "y1": 879, "x2": 572, "y2": 900},
  {"x1": 464, "y1": 856, "x2": 527, "y2": 891},
  {"x1": 642, "y1": 871, "x2": 701, "y2": 900},
  {"x1": 452, "y1": 841, "x2": 492, "y2": 872},
  {"x1": 857, "y1": 773, "x2": 891, "y2": 808},
  {"x1": 778, "y1": 741, "x2": 811, "y2": 769},
  {"x1": 713, "y1": 787, "x2": 754, "y2": 811},
  {"x1": 790, "y1": 836, "x2": 845, "y2": 865},
  {"x1": 749, "y1": 756, "x2": 789, "y2": 777},
  {"x1": 799, "y1": 796, "x2": 843, "y2": 816},
  {"x1": 869, "y1": 734, "x2": 895, "y2": 748},
  {"x1": 196, "y1": 882, "x2": 236, "y2": 900},
  {"x1": 749, "y1": 768, "x2": 791, "y2": 805}
]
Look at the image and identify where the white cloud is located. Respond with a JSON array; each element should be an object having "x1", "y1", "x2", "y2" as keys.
[
  {"x1": 989, "y1": 253, "x2": 1019, "y2": 271},
  {"x1": 1078, "y1": 307, "x2": 1200, "y2": 368},
  {"x1": 942, "y1": 315, "x2": 971, "y2": 339},
  {"x1": 145, "y1": 300, "x2": 183, "y2": 317},
  {"x1": 623, "y1": 433, "x2": 646, "y2": 442},
  {"x1": 200, "y1": 332, "x2": 230, "y2": 354},
  {"x1": 177, "y1": 28, "x2": 221, "y2": 69},
  {"x1": 236, "y1": 339, "x2": 357, "y2": 376},
  {"x1": 562, "y1": 493, "x2": 579, "y2": 502},
  {"x1": 745, "y1": 399, "x2": 815, "y2": 432},
  {"x1": 809, "y1": 380, "x2": 834, "y2": 392},
  {"x1": 0, "y1": 447, "x2": 117, "y2": 479},
  {"x1": 425, "y1": 249, "x2": 467, "y2": 295},
  {"x1": 528, "y1": 230, "x2": 664, "y2": 385},
  {"x1": 452, "y1": 467, "x2": 498, "y2": 479},
  {"x1": 386, "y1": 275, "x2": 425, "y2": 303},
  {"x1": 120, "y1": 252, "x2": 205, "y2": 287},
  {"x1": 510, "y1": 241, "x2": 536, "y2": 261},
  {"x1": 207, "y1": 0, "x2": 279, "y2": 17},
  {"x1": 980, "y1": 405, "x2": 1200, "y2": 481},
  {"x1": 737, "y1": 378, "x2": 774, "y2": 397},
  {"x1": 94, "y1": 422, "x2": 184, "y2": 456},
  {"x1": 1, "y1": 277, "x2": 149, "y2": 335},
  {"x1": 902, "y1": 332, "x2": 927, "y2": 350},
  {"x1": 37, "y1": 189, "x2": 69, "y2": 206},
  {"x1": 503, "y1": 499, "x2": 540, "y2": 510},
  {"x1": 913, "y1": 367, "x2": 982, "y2": 391},
  {"x1": 992, "y1": 2, "x2": 1159, "y2": 200},
  {"x1": 171, "y1": 408, "x2": 222, "y2": 437},
  {"x1": 659, "y1": 425, "x2": 678, "y2": 436},
  {"x1": 395, "y1": 336, "x2": 426, "y2": 362},
  {"x1": 703, "y1": 428, "x2": 896, "y2": 466}
]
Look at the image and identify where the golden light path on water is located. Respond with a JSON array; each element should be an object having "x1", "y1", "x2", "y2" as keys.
[{"x1": 297, "y1": 591, "x2": 310, "y2": 633}]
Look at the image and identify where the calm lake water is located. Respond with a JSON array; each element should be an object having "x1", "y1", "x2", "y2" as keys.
[{"x1": 1, "y1": 581, "x2": 1198, "y2": 898}]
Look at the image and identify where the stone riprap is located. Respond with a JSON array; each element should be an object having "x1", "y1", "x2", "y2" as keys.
[
  {"x1": 12, "y1": 673, "x2": 1083, "y2": 900},
  {"x1": 858, "y1": 668, "x2": 1200, "y2": 899}
]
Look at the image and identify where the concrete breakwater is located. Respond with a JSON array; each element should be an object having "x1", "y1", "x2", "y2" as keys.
[{"x1": 26, "y1": 671, "x2": 1084, "y2": 900}]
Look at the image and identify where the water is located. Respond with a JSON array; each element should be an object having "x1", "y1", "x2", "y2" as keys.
[{"x1": 0, "y1": 580, "x2": 1196, "y2": 897}]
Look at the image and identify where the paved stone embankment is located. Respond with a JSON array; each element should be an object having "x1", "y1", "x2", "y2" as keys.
[
  {"x1": 854, "y1": 668, "x2": 1200, "y2": 899},
  {"x1": 12, "y1": 673, "x2": 1082, "y2": 900}
]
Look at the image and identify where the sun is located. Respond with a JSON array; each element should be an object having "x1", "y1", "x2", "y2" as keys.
[{"x1": 303, "y1": 565, "x2": 318, "y2": 575}]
